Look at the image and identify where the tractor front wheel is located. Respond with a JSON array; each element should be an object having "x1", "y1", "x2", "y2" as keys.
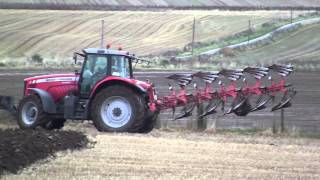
[
  {"x1": 91, "y1": 86, "x2": 145, "y2": 132},
  {"x1": 41, "y1": 119, "x2": 66, "y2": 130},
  {"x1": 17, "y1": 95, "x2": 47, "y2": 129}
]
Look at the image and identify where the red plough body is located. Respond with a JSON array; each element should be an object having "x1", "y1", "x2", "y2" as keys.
[{"x1": 153, "y1": 64, "x2": 296, "y2": 119}]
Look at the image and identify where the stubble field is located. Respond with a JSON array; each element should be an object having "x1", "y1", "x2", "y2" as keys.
[
  {"x1": 0, "y1": 9, "x2": 298, "y2": 60},
  {"x1": 2, "y1": 128, "x2": 320, "y2": 179},
  {"x1": 1, "y1": 0, "x2": 320, "y2": 8}
]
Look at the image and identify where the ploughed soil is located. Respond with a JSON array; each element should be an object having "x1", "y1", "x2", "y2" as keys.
[{"x1": 0, "y1": 129, "x2": 91, "y2": 176}]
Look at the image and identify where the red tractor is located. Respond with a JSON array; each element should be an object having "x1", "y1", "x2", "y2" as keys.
[
  {"x1": 0, "y1": 47, "x2": 296, "y2": 132},
  {"x1": 0, "y1": 48, "x2": 158, "y2": 133}
]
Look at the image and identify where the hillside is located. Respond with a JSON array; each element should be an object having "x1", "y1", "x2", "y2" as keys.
[
  {"x1": 0, "y1": 9, "x2": 293, "y2": 61},
  {"x1": 218, "y1": 23, "x2": 320, "y2": 70},
  {"x1": 0, "y1": 0, "x2": 320, "y2": 10}
]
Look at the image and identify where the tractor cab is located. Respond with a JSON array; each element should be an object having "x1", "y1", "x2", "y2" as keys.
[{"x1": 74, "y1": 48, "x2": 134, "y2": 96}]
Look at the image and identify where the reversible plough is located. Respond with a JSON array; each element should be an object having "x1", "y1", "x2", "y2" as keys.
[{"x1": 154, "y1": 64, "x2": 297, "y2": 120}]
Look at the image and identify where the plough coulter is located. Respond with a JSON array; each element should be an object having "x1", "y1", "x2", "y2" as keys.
[
  {"x1": 153, "y1": 64, "x2": 296, "y2": 120},
  {"x1": 0, "y1": 45, "x2": 296, "y2": 133}
]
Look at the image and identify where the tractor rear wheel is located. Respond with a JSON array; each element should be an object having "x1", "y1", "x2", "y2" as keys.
[
  {"x1": 139, "y1": 114, "x2": 158, "y2": 133},
  {"x1": 17, "y1": 95, "x2": 47, "y2": 129},
  {"x1": 41, "y1": 119, "x2": 66, "y2": 130},
  {"x1": 91, "y1": 85, "x2": 145, "y2": 132}
]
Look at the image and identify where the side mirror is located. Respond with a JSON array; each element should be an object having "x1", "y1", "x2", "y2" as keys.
[
  {"x1": 73, "y1": 53, "x2": 77, "y2": 64},
  {"x1": 193, "y1": 83, "x2": 197, "y2": 89}
]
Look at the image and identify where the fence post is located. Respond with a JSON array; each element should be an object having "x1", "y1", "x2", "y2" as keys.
[
  {"x1": 290, "y1": 9, "x2": 293, "y2": 24},
  {"x1": 280, "y1": 109, "x2": 285, "y2": 133},
  {"x1": 188, "y1": 114, "x2": 193, "y2": 130},
  {"x1": 272, "y1": 97, "x2": 277, "y2": 134},
  {"x1": 247, "y1": 19, "x2": 251, "y2": 43},
  {"x1": 155, "y1": 115, "x2": 161, "y2": 129},
  {"x1": 208, "y1": 114, "x2": 219, "y2": 133},
  {"x1": 191, "y1": 17, "x2": 196, "y2": 56},
  {"x1": 197, "y1": 102, "x2": 206, "y2": 130},
  {"x1": 100, "y1": 20, "x2": 105, "y2": 48}
]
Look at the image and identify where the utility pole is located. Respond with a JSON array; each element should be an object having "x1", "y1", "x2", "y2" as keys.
[
  {"x1": 100, "y1": 20, "x2": 105, "y2": 48},
  {"x1": 272, "y1": 97, "x2": 278, "y2": 134},
  {"x1": 290, "y1": 9, "x2": 293, "y2": 24},
  {"x1": 248, "y1": 19, "x2": 251, "y2": 43},
  {"x1": 191, "y1": 17, "x2": 196, "y2": 56},
  {"x1": 280, "y1": 109, "x2": 285, "y2": 133}
]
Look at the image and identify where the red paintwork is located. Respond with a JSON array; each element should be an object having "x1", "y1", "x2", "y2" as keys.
[
  {"x1": 24, "y1": 73, "x2": 77, "y2": 82},
  {"x1": 156, "y1": 85, "x2": 195, "y2": 111},
  {"x1": 242, "y1": 80, "x2": 263, "y2": 96},
  {"x1": 219, "y1": 81, "x2": 238, "y2": 102},
  {"x1": 90, "y1": 76, "x2": 152, "y2": 98},
  {"x1": 24, "y1": 74, "x2": 79, "y2": 102},
  {"x1": 154, "y1": 76, "x2": 292, "y2": 111},
  {"x1": 22, "y1": 70, "x2": 293, "y2": 114},
  {"x1": 24, "y1": 73, "x2": 154, "y2": 104}
]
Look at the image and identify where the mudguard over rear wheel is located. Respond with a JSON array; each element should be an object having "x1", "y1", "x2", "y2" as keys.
[
  {"x1": 17, "y1": 95, "x2": 47, "y2": 129},
  {"x1": 91, "y1": 85, "x2": 145, "y2": 132}
]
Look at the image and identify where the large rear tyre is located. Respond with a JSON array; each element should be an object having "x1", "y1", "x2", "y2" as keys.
[
  {"x1": 17, "y1": 95, "x2": 47, "y2": 129},
  {"x1": 41, "y1": 119, "x2": 66, "y2": 130},
  {"x1": 91, "y1": 86, "x2": 145, "y2": 132},
  {"x1": 139, "y1": 114, "x2": 158, "y2": 133}
]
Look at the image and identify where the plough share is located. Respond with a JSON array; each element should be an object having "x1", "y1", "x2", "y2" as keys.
[{"x1": 153, "y1": 64, "x2": 296, "y2": 120}]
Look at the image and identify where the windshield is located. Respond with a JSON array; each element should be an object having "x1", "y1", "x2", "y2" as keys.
[
  {"x1": 80, "y1": 54, "x2": 109, "y2": 95},
  {"x1": 83, "y1": 55, "x2": 108, "y2": 78},
  {"x1": 111, "y1": 55, "x2": 131, "y2": 78},
  {"x1": 80, "y1": 54, "x2": 132, "y2": 96}
]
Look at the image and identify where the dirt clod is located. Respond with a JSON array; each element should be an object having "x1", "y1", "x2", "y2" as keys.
[{"x1": 0, "y1": 129, "x2": 91, "y2": 176}]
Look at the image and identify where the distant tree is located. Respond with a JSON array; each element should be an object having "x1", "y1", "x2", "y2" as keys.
[
  {"x1": 221, "y1": 47, "x2": 235, "y2": 57},
  {"x1": 159, "y1": 59, "x2": 170, "y2": 67},
  {"x1": 31, "y1": 54, "x2": 43, "y2": 64}
]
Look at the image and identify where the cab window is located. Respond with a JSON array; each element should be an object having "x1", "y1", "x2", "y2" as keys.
[
  {"x1": 111, "y1": 56, "x2": 130, "y2": 78},
  {"x1": 81, "y1": 54, "x2": 108, "y2": 95}
]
